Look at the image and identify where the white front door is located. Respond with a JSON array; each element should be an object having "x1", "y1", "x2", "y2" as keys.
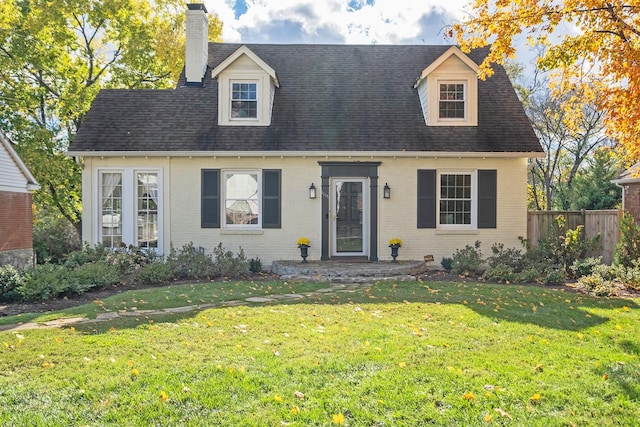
[{"x1": 331, "y1": 178, "x2": 368, "y2": 257}]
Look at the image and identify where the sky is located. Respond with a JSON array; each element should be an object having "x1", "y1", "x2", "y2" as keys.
[{"x1": 205, "y1": 0, "x2": 472, "y2": 45}]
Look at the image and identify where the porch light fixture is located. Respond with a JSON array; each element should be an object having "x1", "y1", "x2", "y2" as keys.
[
  {"x1": 383, "y1": 183, "x2": 391, "y2": 199},
  {"x1": 309, "y1": 183, "x2": 317, "y2": 199}
]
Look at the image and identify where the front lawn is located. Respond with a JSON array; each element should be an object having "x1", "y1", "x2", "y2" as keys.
[{"x1": 1, "y1": 280, "x2": 638, "y2": 426}]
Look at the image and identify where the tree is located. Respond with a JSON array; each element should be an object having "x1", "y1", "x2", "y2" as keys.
[
  {"x1": 570, "y1": 147, "x2": 622, "y2": 210},
  {"x1": 0, "y1": 0, "x2": 222, "y2": 232},
  {"x1": 508, "y1": 64, "x2": 610, "y2": 210},
  {"x1": 455, "y1": 1, "x2": 640, "y2": 165}
]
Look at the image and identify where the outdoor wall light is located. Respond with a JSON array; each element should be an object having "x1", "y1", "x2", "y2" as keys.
[
  {"x1": 309, "y1": 183, "x2": 317, "y2": 199},
  {"x1": 383, "y1": 183, "x2": 391, "y2": 199}
]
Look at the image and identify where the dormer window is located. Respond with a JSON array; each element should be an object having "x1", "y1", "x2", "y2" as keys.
[
  {"x1": 439, "y1": 82, "x2": 466, "y2": 120},
  {"x1": 231, "y1": 81, "x2": 258, "y2": 119}
]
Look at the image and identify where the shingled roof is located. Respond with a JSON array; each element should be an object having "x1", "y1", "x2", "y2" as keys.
[{"x1": 68, "y1": 43, "x2": 542, "y2": 155}]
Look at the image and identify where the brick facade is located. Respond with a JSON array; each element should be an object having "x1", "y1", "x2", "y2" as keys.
[
  {"x1": 624, "y1": 183, "x2": 640, "y2": 222},
  {"x1": 0, "y1": 191, "x2": 34, "y2": 252}
]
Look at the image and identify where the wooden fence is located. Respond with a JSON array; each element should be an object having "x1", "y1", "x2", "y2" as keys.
[{"x1": 527, "y1": 210, "x2": 622, "y2": 264}]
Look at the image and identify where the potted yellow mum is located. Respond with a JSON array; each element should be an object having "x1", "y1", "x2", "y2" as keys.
[{"x1": 297, "y1": 237, "x2": 310, "y2": 263}]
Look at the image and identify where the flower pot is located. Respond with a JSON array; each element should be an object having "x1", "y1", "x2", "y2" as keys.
[
  {"x1": 299, "y1": 245, "x2": 309, "y2": 263},
  {"x1": 390, "y1": 245, "x2": 400, "y2": 263}
]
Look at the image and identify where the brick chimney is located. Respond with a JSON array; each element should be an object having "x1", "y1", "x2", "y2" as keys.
[{"x1": 185, "y1": 3, "x2": 208, "y2": 86}]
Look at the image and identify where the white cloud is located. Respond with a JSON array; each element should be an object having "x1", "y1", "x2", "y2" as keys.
[{"x1": 205, "y1": 0, "x2": 470, "y2": 44}]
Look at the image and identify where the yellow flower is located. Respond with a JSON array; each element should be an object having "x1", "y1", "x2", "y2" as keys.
[
  {"x1": 484, "y1": 414, "x2": 492, "y2": 422},
  {"x1": 159, "y1": 391, "x2": 168, "y2": 402},
  {"x1": 463, "y1": 392, "x2": 476, "y2": 401},
  {"x1": 389, "y1": 238, "x2": 403, "y2": 247},
  {"x1": 131, "y1": 369, "x2": 139, "y2": 377},
  {"x1": 290, "y1": 405, "x2": 300, "y2": 415},
  {"x1": 332, "y1": 413, "x2": 346, "y2": 425},
  {"x1": 529, "y1": 393, "x2": 541, "y2": 403},
  {"x1": 274, "y1": 395, "x2": 283, "y2": 403},
  {"x1": 297, "y1": 237, "x2": 310, "y2": 246}
]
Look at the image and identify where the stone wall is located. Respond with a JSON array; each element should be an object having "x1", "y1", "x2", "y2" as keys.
[{"x1": 0, "y1": 248, "x2": 35, "y2": 269}]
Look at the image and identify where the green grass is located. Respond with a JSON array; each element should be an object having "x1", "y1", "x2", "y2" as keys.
[{"x1": 1, "y1": 280, "x2": 638, "y2": 426}]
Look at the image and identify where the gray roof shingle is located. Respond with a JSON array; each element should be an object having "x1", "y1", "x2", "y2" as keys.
[{"x1": 69, "y1": 43, "x2": 542, "y2": 154}]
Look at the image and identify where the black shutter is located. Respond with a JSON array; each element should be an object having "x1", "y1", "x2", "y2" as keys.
[
  {"x1": 201, "y1": 169, "x2": 220, "y2": 228},
  {"x1": 262, "y1": 169, "x2": 281, "y2": 228},
  {"x1": 478, "y1": 169, "x2": 497, "y2": 229},
  {"x1": 417, "y1": 169, "x2": 436, "y2": 228}
]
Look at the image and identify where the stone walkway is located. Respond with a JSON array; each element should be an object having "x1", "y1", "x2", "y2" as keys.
[{"x1": 0, "y1": 261, "x2": 430, "y2": 332}]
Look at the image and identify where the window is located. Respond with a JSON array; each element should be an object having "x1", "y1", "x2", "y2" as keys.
[
  {"x1": 231, "y1": 82, "x2": 257, "y2": 119},
  {"x1": 439, "y1": 83, "x2": 465, "y2": 119},
  {"x1": 100, "y1": 172, "x2": 123, "y2": 248},
  {"x1": 418, "y1": 169, "x2": 495, "y2": 229},
  {"x1": 224, "y1": 171, "x2": 260, "y2": 227},
  {"x1": 98, "y1": 169, "x2": 162, "y2": 251},
  {"x1": 202, "y1": 169, "x2": 281, "y2": 229},
  {"x1": 439, "y1": 173, "x2": 472, "y2": 225},
  {"x1": 136, "y1": 172, "x2": 158, "y2": 249}
]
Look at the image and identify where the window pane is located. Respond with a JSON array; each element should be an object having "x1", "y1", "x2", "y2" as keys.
[
  {"x1": 231, "y1": 83, "x2": 258, "y2": 118},
  {"x1": 225, "y1": 172, "x2": 260, "y2": 226},
  {"x1": 439, "y1": 83, "x2": 465, "y2": 119},
  {"x1": 439, "y1": 173, "x2": 472, "y2": 225},
  {"x1": 100, "y1": 172, "x2": 123, "y2": 248},
  {"x1": 137, "y1": 172, "x2": 158, "y2": 248}
]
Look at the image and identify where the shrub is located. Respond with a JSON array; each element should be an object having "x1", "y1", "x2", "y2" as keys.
[
  {"x1": 516, "y1": 267, "x2": 542, "y2": 284},
  {"x1": 33, "y1": 215, "x2": 81, "y2": 264},
  {"x1": 17, "y1": 264, "x2": 71, "y2": 301},
  {"x1": 0, "y1": 265, "x2": 27, "y2": 302},
  {"x1": 542, "y1": 268, "x2": 566, "y2": 286},
  {"x1": 441, "y1": 257, "x2": 453, "y2": 272},
  {"x1": 69, "y1": 261, "x2": 121, "y2": 293},
  {"x1": 570, "y1": 257, "x2": 603, "y2": 278},
  {"x1": 130, "y1": 262, "x2": 173, "y2": 285},
  {"x1": 213, "y1": 244, "x2": 249, "y2": 277},
  {"x1": 105, "y1": 247, "x2": 153, "y2": 277},
  {"x1": 64, "y1": 245, "x2": 109, "y2": 269},
  {"x1": 485, "y1": 242, "x2": 524, "y2": 269},
  {"x1": 167, "y1": 243, "x2": 216, "y2": 279},
  {"x1": 249, "y1": 257, "x2": 263, "y2": 273},
  {"x1": 614, "y1": 212, "x2": 640, "y2": 267},
  {"x1": 576, "y1": 273, "x2": 617, "y2": 297},
  {"x1": 451, "y1": 241, "x2": 483, "y2": 276},
  {"x1": 482, "y1": 263, "x2": 515, "y2": 284}
]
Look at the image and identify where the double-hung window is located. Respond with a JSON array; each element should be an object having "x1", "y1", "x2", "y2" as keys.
[
  {"x1": 439, "y1": 172, "x2": 474, "y2": 227},
  {"x1": 224, "y1": 171, "x2": 261, "y2": 228},
  {"x1": 231, "y1": 81, "x2": 258, "y2": 119},
  {"x1": 439, "y1": 82, "x2": 466, "y2": 119}
]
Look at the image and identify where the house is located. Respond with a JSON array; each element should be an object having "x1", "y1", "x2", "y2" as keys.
[
  {"x1": 612, "y1": 162, "x2": 640, "y2": 222},
  {"x1": 0, "y1": 130, "x2": 39, "y2": 269},
  {"x1": 67, "y1": 4, "x2": 543, "y2": 266}
]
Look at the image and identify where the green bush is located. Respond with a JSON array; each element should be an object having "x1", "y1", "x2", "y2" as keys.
[
  {"x1": 576, "y1": 273, "x2": 616, "y2": 297},
  {"x1": 440, "y1": 257, "x2": 453, "y2": 272},
  {"x1": 516, "y1": 267, "x2": 542, "y2": 284},
  {"x1": 17, "y1": 264, "x2": 71, "y2": 301},
  {"x1": 451, "y1": 241, "x2": 483, "y2": 276},
  {"x1": 64, "y1": 245, "x2": 109, "y2": 269},
  {"x1": 542, "y1": 268, "x2": 566, "y2": 286},
  {"x1": 0, "y1": 265, "x2": 27, "y2": 302},
  {"x1": 33, "y1": 215, "x2": 81, "y2": 264},
  {"x1": 69, "y1": 261, "x2": 121, "y2": 293},
  {"x1": 105, "y1": 247, "x2": 153, "y2": 276},
  {"x1": 249, "y1": 257, "x2": 263, "y2": 273},
  {"x1": 614, "y1": 212, "x2": 640, "y2": 267},
  {"x1": 130, "y1": 262, "x2": 173, "y2": 285},
  {"x1": 570, "y1": 257, "x2": 603, "y2": 278},
  {"x1": 482, "y1": 263, "x2": 515, "y2": 283},
  {"x1": 167, "y1": 243, "x2": 217, "y2": 279},
  {"x1": 213, "y1": 244, "x2": 249, "y2": 277}
]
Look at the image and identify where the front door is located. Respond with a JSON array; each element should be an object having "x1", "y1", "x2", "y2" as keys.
[{"x1": 331, "y1": 178, "x2": 368, "y2": 257}]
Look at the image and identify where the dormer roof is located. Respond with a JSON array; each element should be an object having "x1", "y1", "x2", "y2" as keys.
[
  {"x1": 210, "y1": 45, "x2": 280, "y2": 88},
  {"x1": 414, "y1": 46, "x2": 479, "y2": 89}
]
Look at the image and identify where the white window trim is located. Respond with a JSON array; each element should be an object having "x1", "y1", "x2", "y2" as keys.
[
  {"x1": 222, "y1": 170, "x2": 262, "y2": 230},
  {"x1": 426, "y1": 73, "x2": 478, "y2": 127},
  {"x1": 438, "y1": 81, "x2": 467, "y2": 121},
  {"x1": 437, "y1": 170, "x2": 477, "y2": 230},
  {"x1": 230, "y1": 80, "x2": 259, "y2": 121},
  {"x1": 95, "y1": 168, "x2": 163, "y2": 253}
]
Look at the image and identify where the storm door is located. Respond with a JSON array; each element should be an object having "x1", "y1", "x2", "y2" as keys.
[{"x1": 331, "y1": 178, "x2": 368, "y2": 257}]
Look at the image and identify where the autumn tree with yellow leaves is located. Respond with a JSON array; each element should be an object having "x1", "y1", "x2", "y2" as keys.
[{"x1": 455, "y1": 1, "x2": 640, "y2": 165}]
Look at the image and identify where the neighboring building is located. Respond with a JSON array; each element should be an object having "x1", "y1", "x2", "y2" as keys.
[
  {"x1": 612, "y1": 162, "x2": 640, "y2": 222},
  {"x1": 0, "y1": 131, "x2": 39, "y2": 269},
  {"x1": 67, "y1": 4, "x2": 543, "y2": 266}
]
